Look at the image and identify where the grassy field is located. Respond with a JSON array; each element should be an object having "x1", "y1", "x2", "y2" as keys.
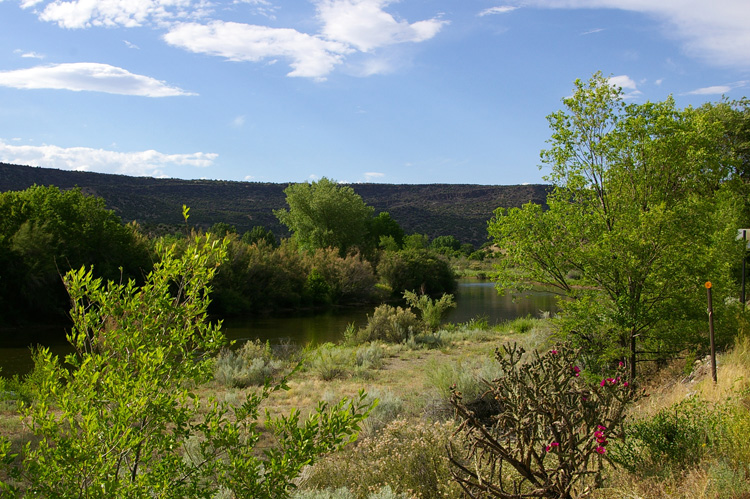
[{"x1": 2, "y1": 315, "x2": 749, "y2": 498}]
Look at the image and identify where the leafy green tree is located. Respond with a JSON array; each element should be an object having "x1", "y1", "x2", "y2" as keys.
[
  {"x1": 403, "y1": 233, "x2": 430, "y2": 250},
  {"x1": 242, "y1": 225, "x2": 278, "y2": 247},
  {"x1": 274, "y1": 178, "x2": 374, "y2": 256},
  {"x1": 377, "y1": 248, "x2": 457, "y2": 297},
  {"x1": 208, "y1": 221, "x2": 237, "y2": 237},
  {"x1": 364, "y1": 212, "x2": 405, "y2": 253},
  {"x1": 0, "y1": 185, "x2": 151, "y2": 322},
  {"x1": 6, "y1": 234, "x2": 372, "y2": 497},
  {"x1": 430, "y1": 235, "x2": 461, "y2": 254},
  {"x1": 489, "y1": 73, "x2": 744, "y2": 378}
]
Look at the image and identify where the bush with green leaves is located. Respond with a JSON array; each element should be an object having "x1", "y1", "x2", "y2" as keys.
[
  {"x1": 355, "y1": 304, "x2": 425, "y2": 344},
  {"x1": 449, "y1": 344, "x2": 634, "y2": 499},
  {"x1": 214, "y1": 339, "x2": 287, "y2": 388},
  {"x1": 402, "y1": 290, "x2": 456, "y2": 332},
  {"x1": 0, "y1": 234, "x2": 373, "y2": 498},
  {"x1": 610, "y1": 397, "x2": 726, "y2": 475}
]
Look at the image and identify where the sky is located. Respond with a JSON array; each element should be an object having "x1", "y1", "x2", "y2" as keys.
[{"x1": 0, "y1": 0, "x2": 748, "y2": 185}]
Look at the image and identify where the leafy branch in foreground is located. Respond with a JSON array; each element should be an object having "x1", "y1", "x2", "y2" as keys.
[
  {"x1": 449, "y1": 344, "x2": 635, "y2": 499},
  {"x1": 3, "y1": 234, "x2": 373, "y2": 498}
]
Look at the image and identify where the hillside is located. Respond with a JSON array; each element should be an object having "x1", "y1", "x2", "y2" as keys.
[{"x1": 0, "y1": 163, "x2": 549, "y2": 246}]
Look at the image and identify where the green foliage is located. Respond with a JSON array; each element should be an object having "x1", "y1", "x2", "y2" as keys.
[
  {"x1": 275, "y1": 178, "x2": 375, "y2": 256},
  {"x1": 376, "y1": 248, "x2": 456, "y2": 297},
  {"x1": 449, "y1": 344, "x2": 634, "y2": 499},
  {"x1": 489, "y1": 73, "x2": 745, "y2": 375},
  {"x1": 0, "y1": 185, "x2": 151, "y2": 322},
  {"x1": 610, "y1": 397, "x2": 722, "y2": 475},
  {"x1": 364, "y1": 212, "x2": 405, "y2": 255},
  {"x1": 242, "y1": 225, "x2": 278, "y2": 247},
  {"x1": 403, "y1": 290, "x2": 456, "y2": 331},
  {"x1": 402, "y1": 233, "x2": 430, "y2": 250},
  {"x1": 6, "y1": 235, "x2": 373, "y2": 498},
  {"x1": 355, "y1": 304, "x2": 425, "y2": 344},
  {"x1": 214, "y1": 339, "x2": 287, "y2": 388}
]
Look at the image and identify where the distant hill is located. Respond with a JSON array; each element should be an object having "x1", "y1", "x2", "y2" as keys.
[{"x1": 0, "y1": 163, "x2": 549, "y2": 247}]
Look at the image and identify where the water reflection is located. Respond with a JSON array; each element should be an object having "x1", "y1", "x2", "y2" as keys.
[{"x1": 1, "y1": 280, "x2": 560, "y2": 377}]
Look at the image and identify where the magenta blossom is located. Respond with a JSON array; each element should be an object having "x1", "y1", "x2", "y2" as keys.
[
  {"x1": 550, "y1": 349, "x2": 558, "y2": 355},
  {"x1": 571, "y1": 366, "x2": 581, "y2": 377},
  {"x1": 595, "y1": 446, "x2": 606, "y2": 454}
]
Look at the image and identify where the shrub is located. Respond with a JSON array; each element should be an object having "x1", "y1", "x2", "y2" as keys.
[
  {"x1": 402, "y1": 291, "x2": 456, "y2": 332},
  {"x1": 355, "y1": 343, "x2": 386, "y2": 370},
  {"x1": 300, "y1": 418, "x2": 461, "y2": 499},
  {"x1": 449, "y1": 343, "x2": 635, "y2": 499},
  {"x1": 310, "y1": 343, "x2": 354, "y2": 381},
  {"x1": 356, "y1": 304, "x2": 425, "y2": 344},
  {"x1": 610, "y1": 397, "x2": 725, "y2": 475}
]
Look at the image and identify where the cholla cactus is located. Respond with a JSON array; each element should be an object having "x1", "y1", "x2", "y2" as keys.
[{"x1": 449, "y1": 344, "x2": 634, "y2": 499}]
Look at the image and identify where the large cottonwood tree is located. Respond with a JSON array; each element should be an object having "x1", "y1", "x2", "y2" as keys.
[
  {"x1": 489, "y1": 73, "x2": 744, "y2": 378},
  {"x1": 275, "y1": 178, "x2": 374, "y2": 256}
]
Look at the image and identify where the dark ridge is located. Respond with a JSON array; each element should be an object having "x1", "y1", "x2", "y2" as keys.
[{"x1": 0, "y1": 163, "x2": 550, "y2": 246}]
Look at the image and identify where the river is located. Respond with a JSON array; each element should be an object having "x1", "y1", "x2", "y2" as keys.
[{"x1": 0, "y1": 280, "x2": 559, "y2": 377}]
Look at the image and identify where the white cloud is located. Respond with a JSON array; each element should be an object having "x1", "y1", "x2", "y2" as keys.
[
  {"x1": 685, "y1": 81, "x2": 747, "y2": 95},
  {"x1": 687, "y1": 85, "x2": 732, "y2": 96},
  {"x1": 316, "y1": 0, "x2": 447, "y2": 52},
  {"x1": 231, "y1": 115, "x2": 246, "y2": 127},
  {"x1": 363, "y1": 171, "x2": 385, "y2": 181},
  {"x1": 515, "y1": 0, "x2": 750, "y2": 68},
  {"x1": 164, "y1": 21, "x2": 351, "y2": 80},
  {"x1": 0, "y1": 63, "x2": 195, "y2": 97},
  {"x1": 479, "y1": 6, "x2": 518, "y2": 16},
  {"x1": 29, "y1": 0, "x2": 200, "y2": 29},
  {"x1": 0, "y1": 139, "x2": 217, "y2": 177},
  {"x1": 608, "y1": 74, "x2": 637, "y2": 90},
  {"x1": 581, "y1": 27, "x2": 604, "y2": 35},
  {"x1": 234, "y1": 0, "x2": 278, "y2": 19},
  {"x1": 18, "y1": 50, "x2": 46, "y2": 59},
  {"x1": 608, "y1": 74, "x2": 642, "y2": 99},
  {"x1": 124, "y1": 40, "x2": 140, "y2": 49}
]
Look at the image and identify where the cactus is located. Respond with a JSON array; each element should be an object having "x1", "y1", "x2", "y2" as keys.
[{"x1": 449, "y1": 344, "x2": 634, "y2": 499}]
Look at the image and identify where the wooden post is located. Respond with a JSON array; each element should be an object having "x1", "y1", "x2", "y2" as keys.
[{"x1": 706, "y1": 282, "x2": 717, "y2": 384}]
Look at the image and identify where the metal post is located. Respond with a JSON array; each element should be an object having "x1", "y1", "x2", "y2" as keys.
[
  {"x1": 706, "y1": 281, "x2": 717, "y2": 384},
  {"x1": 743, "y1": 230, "x2": 746, "y2": 310}
]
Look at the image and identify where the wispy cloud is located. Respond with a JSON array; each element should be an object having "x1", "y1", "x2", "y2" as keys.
[
  {"x1": 363, "y1": 171, "x2": 385, "y2": 182},
  {"x1": 479, "y1": 6, "x2": 518, "y2": 16},
  {"x1": 27, "y1": 0, "x2": 205, "y2": 29},
  {"x1": 0, "y1": 63, "x2": 195, "y2": 96},
  {"x1": 685, "y1": 80, "x2": 747, "y2": 95},
  {"x1": 164, "y1": 21, "x2": 351, "y2": 80},
  {"x1": 15, "y1": 49, "x2": 46, "y2": 59},
  {"x1": 316, "y1": 0, "x2": 448, "y2": 52},
  {"x1": 608, "y1": 74, "x2": 642, "y2": 98},
  {"x1": 123, "y1": 40, "x2": 140, "y2": 49},
  {"x1": 0, "y1": 139, "x2": 217, "y2": 177},
  {"x1": 581, "y1": 28, "x2": 604, "y2": 35},
  {"x1": 231, "y1": 115, "x2": 246, "y2": 127},
  {"x1": 511, "y1": 0, "x2": 750, "y2": 69}
]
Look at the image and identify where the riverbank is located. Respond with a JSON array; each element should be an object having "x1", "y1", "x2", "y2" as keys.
[{"x1": 2, "y1": 317, "x2": 748, "y2": 498}]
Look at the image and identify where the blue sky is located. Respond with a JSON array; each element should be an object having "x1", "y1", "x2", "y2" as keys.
[{"x1": 0, "y1": 0, "x2": 748, "y2": 185}]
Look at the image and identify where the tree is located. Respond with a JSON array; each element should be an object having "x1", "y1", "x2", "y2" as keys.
[
  {"x1": 488, "y1": 73, "x2": 744, "y2": 378},
  {"x1": 5, "y1": 233, "x2": 372, "y2": 497},
  {"x1": 0, "y1": 185, "x2": 150, "y2": 323},
  {"x1": 274, "y1": 178, "x2": 374, "y2": 256},
  {"x1": 241, "y1": 225, "x2": 278, "y2": 247},
  {"x1": 377, "y1": 248, "x2": 457, "y2": 297},
  {"x1": 364, "y1": 212, "x2": 405, "y2": 253}
]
